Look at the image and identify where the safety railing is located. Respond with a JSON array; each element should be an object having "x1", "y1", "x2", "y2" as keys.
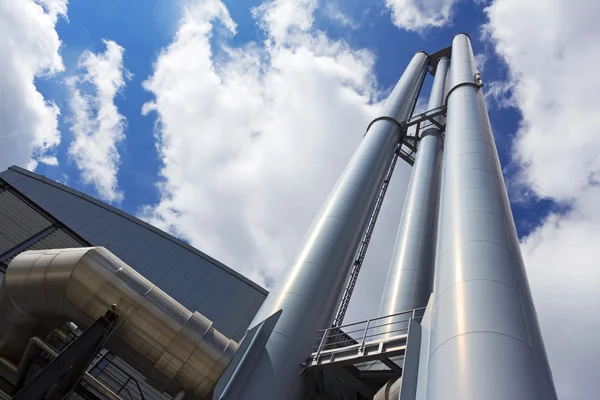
[{"x1": 312, "y1": 307, "x2": 426, "y2": 362}]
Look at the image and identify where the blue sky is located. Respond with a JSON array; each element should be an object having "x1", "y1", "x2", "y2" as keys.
[
  {"x1": 3, "y1": 1, "x2": 600, "y2": 398},
  {"x1": 31, "y1": 0, "x2": 548, "y2": 238}
]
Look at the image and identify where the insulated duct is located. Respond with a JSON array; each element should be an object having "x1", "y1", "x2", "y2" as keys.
[
  {"x1": 426, "y1": 34, "x2": 557, "y2": 399},
  {"x1": 0, "y1": 247, "x2": 237, "y2": 399},
  {"x1": 232, "y1": 51, "x2": 429, "y2": 400},
  {"x1": 377, "y1": 56, "x2": 449, "y2": 335}
]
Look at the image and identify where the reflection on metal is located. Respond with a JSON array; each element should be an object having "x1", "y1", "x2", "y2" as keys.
[
  {"x1": 0, "y1": 247, "x2": 238, "y2": 399},
  {"x1": 374, "y1": 378, "x2": 402, "y2": 400},
  {"x1": 12, "y1": 309, "x2": 119, "y2": 400},
  {"x1": 172, "y1": 390, "x2": 186, "y2": 400},
  {"x1": 236, "y1": 51, "x2": 429, "y2": 400},
  {"x1": 378, "y1": 57, "x2": 449, "y2": 334},
  {"x1": 332, "y1": 150, "x2": 400, "y2": 328},
  {"x1": 426, "y1": 34, "x2": 557, "y2": 399},
  {"x1": 213, "y1": 311, "x2": 282, "y2": 400}
]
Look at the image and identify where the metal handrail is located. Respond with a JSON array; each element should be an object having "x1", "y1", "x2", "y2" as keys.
[
  {"x1": 312, "y1": 317, "x2": 416, "y2": 347},
  {"x1": 311, "y1": 329, "x2": 410, "y2": 352},
  {"x1": 311, "y1": 323, "x2": 411, "y2": 350},
  {"x1": 312, "y1": 308, "x2": 425, "y2": 361},
  {"x1": 317, "y1": 307, "x2": 425, "y2": 336}
]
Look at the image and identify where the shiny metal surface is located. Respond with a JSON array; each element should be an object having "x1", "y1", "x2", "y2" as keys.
[
  {"x1": 234, "y1": 52, "x2": 429, "y2": 400},
  {"x1": 374, "y1": 378, "x2": 401, "y2": 400},
  {"x1": 0, "y1": 247, "x2": 238, "y2": 399},
  {"x1": 172, "y1": 390, "x2": 187, "y2": 400},
  {"x1": 426, "y1": 34, "x2": 557, "y2": 399},
  {"x1": 378, "y1": 57, "x2": 448, "y2": 334}
]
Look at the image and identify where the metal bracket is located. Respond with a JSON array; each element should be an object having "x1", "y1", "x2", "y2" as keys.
[
  {"x1": 364, "y1": 106, "x2": 446, "y2": 166},
  {"x1": 396, "y1": 105, "x2": 447, "y2": 166},
  {"x1": 213, "y1": 310, "x2": 282, "y2": 400},
  {"x1": 12, "y1": 308, "x2": 119, "y2": 400}
]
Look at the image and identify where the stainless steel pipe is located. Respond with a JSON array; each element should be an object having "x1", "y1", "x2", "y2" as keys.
[
  {"x1": 235, "y1": 51, "x2": 429, "y2": 400},
  {"x1": 426, "y1": 34, "x2": 557, "y2": 400},
  {"x1": 378, "y1": 56, "x2": 449, "y2": 335},
  {"x1": 0, "y1": 247, "x2": 238, "y2": 399}
]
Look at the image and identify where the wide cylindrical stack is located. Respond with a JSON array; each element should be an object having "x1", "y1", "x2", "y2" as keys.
[
  {"x1": 238, "y1": 52, "x2": 429, "y2": 400},
  {"x1": 425, "y1": 34, "x2": 557, "y2": 400},
  {"x1": 378, "y1": 56, "x2": 448, "y2": 334}
]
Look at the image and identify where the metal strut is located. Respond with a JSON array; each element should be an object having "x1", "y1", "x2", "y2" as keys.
[
  {"x1": 332, "y1": 150, "x2": 399, "y2": 327},
  {"x1": 12, "y1": 308, "x2": 119, "y2": 400}
]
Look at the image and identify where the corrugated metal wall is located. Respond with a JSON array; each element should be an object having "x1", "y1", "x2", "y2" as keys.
[
  {"x1": 1, "y1": 228, "x2": 86, "y2": 266},
  {"x1": 0, "y1": 183, "x2": 86, "y2": 271},
  {"x1": 0, "y1": 187, "x2": 53, "y2": 255}
]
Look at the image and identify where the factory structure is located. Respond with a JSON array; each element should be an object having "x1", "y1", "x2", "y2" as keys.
[{"x1": 0, "y1": 34, "x2": 557, "y2": 400}]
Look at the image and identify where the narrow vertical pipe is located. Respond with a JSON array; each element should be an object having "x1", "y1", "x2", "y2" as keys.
[
  {"x1": 426, "y1": 34, "x2": 557, "y2": 400},
  {"x1": 236, "y1": 52, "x2": 429, "y2": 400},
  {"x1": 377, "y1": 57, "x2": 449, "y2": 335}
]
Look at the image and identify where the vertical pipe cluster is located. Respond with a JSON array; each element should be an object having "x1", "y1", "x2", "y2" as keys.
[
  {"x1": 239, "y1": 52, "x2": 429, "y2": 400},
  {"x1": 378, "y1": 57, "x2": 449, "y2": 334},
  {"x1": 426, "y1": 34, "x2": 557, "y2": 400}
]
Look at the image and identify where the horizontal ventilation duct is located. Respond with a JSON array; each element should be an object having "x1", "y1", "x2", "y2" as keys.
[{"x1": 0, "y1": 247, "x2": 238, "y2": 399}]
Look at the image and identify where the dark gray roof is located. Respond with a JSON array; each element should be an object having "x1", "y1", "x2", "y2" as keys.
[{"x1": 0, "y1": 166, "x2": 267, "y2": 341}]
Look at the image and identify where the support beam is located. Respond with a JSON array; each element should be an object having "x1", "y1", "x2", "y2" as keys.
[
  {"x1": 379, "y1": 357, "x2": 402, "y2": 374},
  {"x1": 12, "y1": 309, "x2": 118, "y2": 400},
  {"x1": 330, "y1": 366, "x2": 374, "y2": 399}
]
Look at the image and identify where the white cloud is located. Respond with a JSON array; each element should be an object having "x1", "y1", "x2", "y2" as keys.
[
  {"x1": 0, "y1": 0, "x2": 67, "y2": 171},
  {"x1": 384, "y1": 0, "x2": 459, "y2": 31},
  {"x1": 252, "y1": 0, "x2": 317, "y2": 43},
  {"x1": 485, "y1": 79, "x2": 517, "y2": 109},
  {"x1": 474, "y1": 52, "x2": 488, "y2": 71},
  {"x1": 36, "y1": 0, "x2": 68, "y2": 20},
  {"x1": 485, "y1": 0, "x2": 600, "y2": 398},
  {"x1": 324, "y1": 2, "x2": 361, "y2": 30},
  {"x1": 67, "y1": 40, "x2": 129, "y2": 203},
  {"x1": 140, "y1": 0, "x2": 399, "y2": 289}
]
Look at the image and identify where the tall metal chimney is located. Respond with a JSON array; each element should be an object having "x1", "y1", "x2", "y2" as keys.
[
  {"x1": 377, "y1": 56, "x2": 448, "y2": 335},
  {"x1": 425, "y1": 34, "x2": 557, "y2": 400},
  {"x1": 232, "y1": 52, "x2": 429, "y2": 400}
]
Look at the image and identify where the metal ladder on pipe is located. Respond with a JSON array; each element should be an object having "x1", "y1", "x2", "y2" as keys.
[
  {"x1": 331, "y1": 105, "x2": 446, "y2": 328},
  {"x1": 332, "y1": 150, "x2": 399, "y2": 327}
]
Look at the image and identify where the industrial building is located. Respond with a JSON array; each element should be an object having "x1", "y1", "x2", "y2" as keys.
[
  {"x1": 0, "y1": 34, "x2": 557, "y2": 400},
  {"x1": 0, "y1": 165, "x2": 267, "y2": 399}
]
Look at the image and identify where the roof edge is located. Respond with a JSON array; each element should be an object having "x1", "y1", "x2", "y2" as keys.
[{"x1": 5, "y1": 166, "x2": 268, "y2": 295}]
